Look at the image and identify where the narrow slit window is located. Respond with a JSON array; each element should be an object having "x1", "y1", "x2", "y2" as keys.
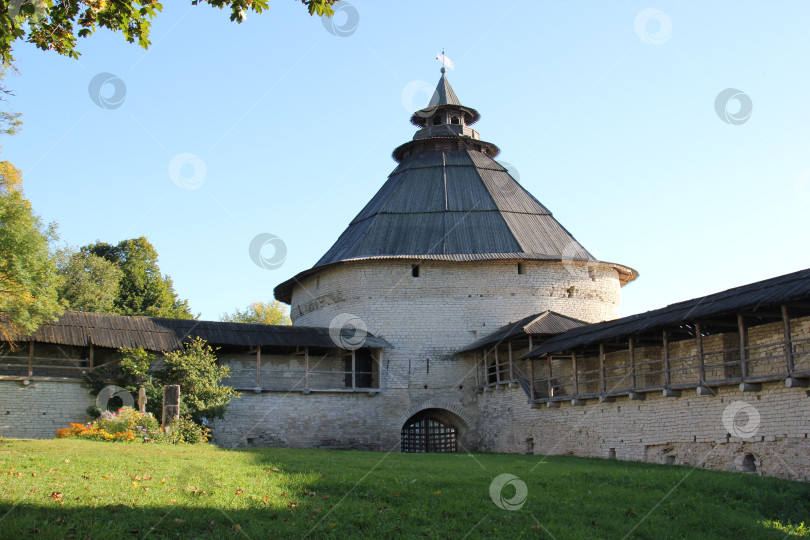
[
  {"x1": 412, "y1": 264, "x2": 420, "y2": 278},
  {"x1": 517, "y1": 263, "x2": 524, "y2": 275}
]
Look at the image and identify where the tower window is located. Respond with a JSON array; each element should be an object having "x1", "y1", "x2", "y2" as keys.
[
  {"x1": 412, "y1": 264, "x2": 420, "y2": 277},
  {"x1": 451, "y1": 116, "x2": 460, "y2": 125},
  {"x1": 517, "y1": 263, "x2": 524, "y2": 275}
]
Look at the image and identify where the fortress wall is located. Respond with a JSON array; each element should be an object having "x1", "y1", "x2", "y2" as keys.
[
  {"x1": 0, "y1": 381, "x2": 93, "y2": 439},
  {"x1": 473, "y1": 381, "x2": 810, "y2": 481}
]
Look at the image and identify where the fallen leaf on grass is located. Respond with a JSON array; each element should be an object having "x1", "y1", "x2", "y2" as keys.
[
  {"x1": 50, "y1": 492, "x2": 62, "y2": 501},
  {"x1": 235, "y1": 489, "x2": 244, "y2": 495}
]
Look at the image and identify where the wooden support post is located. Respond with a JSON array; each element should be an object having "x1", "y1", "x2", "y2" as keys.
[
  {"x1": 475, "y1": 352, "x2": 480, "y2": 387},
  {"x1": 483, "y1": 350, "x2": 488, "y2": 385},
  {"x1": 783, "y1": 305, "x2": 794, "y2": 374},
  {"x1": 737, "y1": 314, "x2": 748, "y2": 379},
  {"x1": 599, "y1": 343, "x2": 606, "y2": 394},
  {"x1": 255, "y1": 345, "x2": 261, "y2": 389},
  {"x1": 304, "y1": 346, "x2": 309, "y2": 390},
  {"x1": 571, "y1": 351, "x2": 579, "y2": 396},
  {"x1": 27, "y1": 341, "x2": 33, "y2": 378},
  {"x1": 547, "y1": 356, "x2": 553, "y2": 397},
  {"x1": 89, "y1": 343, "x2": 94, "y2": 373},
  {"x1": 508, "y1": 342, "x2": 514, "y2": 381},
  {"x1": 695, "y1": 323, "x2": 705, "y2": 384},
  {"x1": 663, "y1": 330, "x2": 671, "y2": 387},
  {"x1": 495, "y1": 347, "x2": 500, "y2": 383},
  {"x1": 351, "y1": 349, "x2": 356, "y2": 390},
  {"x1": 529, "y1": 357, "x2": 536, "y2": 401},
  {"x1": 628, "y1": 337, "x2": 636, "y2": 389},
  {"x1": 162, "y1": 385, "x2": 180, "y2": 428}
]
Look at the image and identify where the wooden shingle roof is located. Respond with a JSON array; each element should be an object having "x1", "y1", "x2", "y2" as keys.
[
  {"x1": 457, "y1": 311, "x2": 589, "y2": 353},
  {"x1": 274, "y1": 73, "x2": 637, "y2": 303},
  {"x1": 521, "y1": 267, "x2": 810, "y2": 359},
  {"x1": 22, "y1": 311, "x2": 392, "y2": 352}
]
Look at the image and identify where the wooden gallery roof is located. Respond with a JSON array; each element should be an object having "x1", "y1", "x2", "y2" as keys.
[
  {"x1": 522, "y1": 267, "x2": 810, "y2": 359},
  {"x1": 457, "y1": 311, "x2": 588, "y2": 354},
  {"x1": 21, "y1": 311, "x2": 393, "y2": 352}
]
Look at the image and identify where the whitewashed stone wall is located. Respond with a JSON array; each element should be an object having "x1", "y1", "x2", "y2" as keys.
[
  {"x1": 472, "y1": 381, "x2": 810, "y2": 481},
  {"x1": 291, "y1": 260, "x2": 622, "y2": 393},
  {"x1": 0, "y1": 381, "x2": 93, "y2": 439}
]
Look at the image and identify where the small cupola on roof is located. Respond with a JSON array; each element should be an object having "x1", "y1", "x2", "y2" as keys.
[{"x1": 274, "y1": 66, "x2": 637, "y2": 304}]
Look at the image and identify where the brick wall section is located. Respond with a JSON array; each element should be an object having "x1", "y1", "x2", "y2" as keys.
[{"x1": 0, "y1": 381, "x2": 93, "y2": 439}]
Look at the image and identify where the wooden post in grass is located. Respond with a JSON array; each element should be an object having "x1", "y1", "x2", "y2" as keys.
[
  {"x1": 137, "y1": 387, "x2": 147, "y2": 414},
  {"x1": 162, "y1": 385, "x2": 180, "y2": 430}
]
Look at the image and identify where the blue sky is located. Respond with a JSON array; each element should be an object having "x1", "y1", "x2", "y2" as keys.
[{"x1": 3, "y1": 1, "x2": 810, "y2": 321}]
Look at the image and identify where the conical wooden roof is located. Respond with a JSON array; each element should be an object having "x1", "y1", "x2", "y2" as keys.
[{"x1": 274, "y1": 74, "x2": 636, "y2": 303}]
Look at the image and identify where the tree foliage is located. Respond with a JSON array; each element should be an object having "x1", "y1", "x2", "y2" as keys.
[
  {"x1": 56, "y1": 248, "x2": 122, "y2": 314},
  {"x1": 0, "y1": 65, "x2": 22, "y2": 136},
  {"x1": 0, "y1": 161, "x2": 62, "y2": 341},
  {"x1": 1, "y1": 0, "x2": 342, "y2": 63},
  {"x1": 86, "y1": 339, "x2": 239, "y2": 425},
  {"x1": 220, "y1": 300, "x2": 291, "y2": 326},
  {"x1": 84, "y1": 237, "x2": 194, "y2": 319}
]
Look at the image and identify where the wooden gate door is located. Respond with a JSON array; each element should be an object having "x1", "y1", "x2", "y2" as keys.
[{"x1": 401, "y1": 417, "x2": 457, "y2": 453}]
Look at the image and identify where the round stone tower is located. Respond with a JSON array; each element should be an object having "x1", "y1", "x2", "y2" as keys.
[{"x1": 274, "y1": 69, "x2": 637, "y2": 449}]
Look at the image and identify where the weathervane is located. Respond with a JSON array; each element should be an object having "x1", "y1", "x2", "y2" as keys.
[{"x1": 436, "y1": 49, "x2": 455, "y2": 73}]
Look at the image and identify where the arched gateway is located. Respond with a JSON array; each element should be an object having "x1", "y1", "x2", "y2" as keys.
[{"x1": 400, "y1": 407, "x2": 467, "y2": 453}]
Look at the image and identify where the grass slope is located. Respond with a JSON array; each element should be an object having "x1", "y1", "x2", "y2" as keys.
[{"x1": 0, "y1": 439, "x2": 808, "y2": 539}]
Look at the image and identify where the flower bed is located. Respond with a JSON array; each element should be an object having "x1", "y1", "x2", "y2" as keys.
[{"x1": 56, "y1": 407, "x2": 210, "y2": 444}]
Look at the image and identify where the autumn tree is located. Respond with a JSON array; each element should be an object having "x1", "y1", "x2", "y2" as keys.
[
  {"x1": 221, "y1": 300, "x2": 291, "y2": 326},
  {"x1": 0, "y1": 161, "x2": 62, "y2": 341},
  {"x1": 84, "y1": 237, "x2": 194, "y2": 319},
  {"x1": 1, "y1": 0, "x2": 342, "y2": 63}
]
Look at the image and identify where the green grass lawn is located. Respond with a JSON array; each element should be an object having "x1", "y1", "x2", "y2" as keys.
[{"x1": 0, "y1": 439, "x2": 808, "y2": 539}]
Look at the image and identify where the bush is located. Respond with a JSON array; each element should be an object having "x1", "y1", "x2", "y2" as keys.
[{"x1": 83, "y1": 339, "x2": 239, "y2": 439}]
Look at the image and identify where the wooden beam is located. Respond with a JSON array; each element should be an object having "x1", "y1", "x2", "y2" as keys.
[
  {"x1": 88, "y1": 343, "x2": 94, "y2": 373},
  {"x1": 599, "y1": 343, "x2": 606, "y2": 394},
  {"x1": 529, "y1": 358, "x2": 535, "y2": 400},
  {"x1": 695, "y1": 323, "x2": 705, "y2": 384},
  {"x1": 663, "y1": 330, "x2": 671, "y2": 387},
  {"x1": 739, "y1": 382, "x2": 762, "y2": 392},
  {"x1": 547, "y1": 356, "x2": 553, "y2": 397},
  {"x1": 27, "y1": 341, "x2": 33, "y2": 378},
  {"x1": 737, "y1": 314, "x2": 748, "y2": 379},
  {"x1": 572, "y1": 351, "x2": 579, "y2": 396},
  {"x1": 629, "y1": 337, "x2": 636, "y2": 389},
  {"x1": 475, "y1": 352, "x2": 480, "y2": 387},
  {"x1": 786, "y1": 377, "x2": 809, "y2": 388},
  {"x1": 508, "y1": 342, "x2": 514, "y2": 381},
  {"x1": 255, "y1": 345, "x2": 261, "y2": 388},
  {"x1": 783, "y1": 305, "x2": 794, "y2": 373},
  {"x1": 494, "y1": 346, "x2": 500, "y2": 383}
]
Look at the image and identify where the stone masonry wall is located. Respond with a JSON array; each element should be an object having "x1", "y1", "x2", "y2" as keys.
[
  {"x1": 473, "y1": 381, "x2": 810, "y2": 481},
  {"x1": 0, "y1": 381, "x2": 93, "y2": 439}
]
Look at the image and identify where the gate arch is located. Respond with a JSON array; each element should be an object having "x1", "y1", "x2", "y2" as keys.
[{"x1": 399, "y1": 402, "x2": 470, "y2": 453}]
